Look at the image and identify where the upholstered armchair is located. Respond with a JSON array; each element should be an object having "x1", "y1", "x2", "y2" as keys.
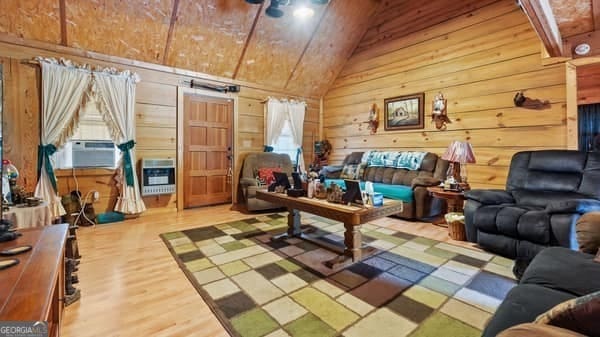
[
  {"x1": 239, "y1": 152, "x2": 293, "y2": 211},
  {"x1": 464, "y1": 150, "x2": 600, "y2": 260}
]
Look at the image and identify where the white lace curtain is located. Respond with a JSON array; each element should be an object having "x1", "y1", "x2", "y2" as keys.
[
  {"x1": 265, "y1": 98, "x2": 307, "y2": 172},
  {"x1": 35, "y1": 61, "x2": 92, "y2": 218},
  {"x1": 34, "y1": 57, "x2": 146, "y2": 217},
  {"x1": 93, "y1": 72, "x2": 146, "y2": 214},
  {"x1": 266, "y1": 99, "x2": 288, "y2": 147}
]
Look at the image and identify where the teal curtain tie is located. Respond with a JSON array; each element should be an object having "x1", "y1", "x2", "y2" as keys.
[
  {"x1": 295, "y1": 148, "x2": 302, "y2": 172},
  {"x1": 37, "y1": 144, "x2": 58, "y2": 192},
  {"x1": 117, "y1": 140, "x2": 136, "y2": 186}
]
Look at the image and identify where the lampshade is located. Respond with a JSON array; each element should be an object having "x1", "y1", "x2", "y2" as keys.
[{"x1": 441, "y1": 141, "x2": 476, "y2": 164}]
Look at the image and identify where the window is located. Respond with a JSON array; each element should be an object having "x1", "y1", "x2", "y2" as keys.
[
  {"x1": 272, "y1": 120, "x2": 298, "y2": 163},
  {"x1": 52, "y1": 97, "x2": 118, "y2": 169}
]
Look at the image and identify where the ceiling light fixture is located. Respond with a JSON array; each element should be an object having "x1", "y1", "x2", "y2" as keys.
[
  {"x1": 245, "y1": 0, "x2": 328, "y2": 19},
  {"x1": 574, "y1": 43, "x2": 591, "y2": 56}
]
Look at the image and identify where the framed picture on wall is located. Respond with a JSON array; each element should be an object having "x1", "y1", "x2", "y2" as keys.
[{"x1": 384, "y1": 93, "x2": 424, "y2": 131}]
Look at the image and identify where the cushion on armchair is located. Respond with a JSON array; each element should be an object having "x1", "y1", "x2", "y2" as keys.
[
  {"x1": 257, "y1": 167, "x2": 281, "y2": 186},
  {"x1": 520, "y1": 247, "x2": 600, "y2": 297},
  {"x1": 576, "y1": 212, "x2": 600, "y2": 254},
  {"x1": 534, "y1": 290, "x2": 600, "y2": 336}
]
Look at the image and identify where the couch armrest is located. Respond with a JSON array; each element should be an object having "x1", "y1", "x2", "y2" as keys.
[
  {"x1": 546, "y1": 199, "x2": 600, "y2": 214},
  {"x1": 464, "y1": 189, "x2": 514, "y2": 205},
  {"x1": 240, "y1": 177, "x2": 258, "y2": 187},
  {"x1": 411, "y1": 177, "x2": 441, "y2": 189}
]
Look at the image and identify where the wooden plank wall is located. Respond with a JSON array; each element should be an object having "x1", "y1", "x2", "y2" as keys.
[
  {"x1": 0, "y1": 38, "x2": 319, "y2": 214},
  {"x1": 323, "y1": 0, "x2": 567, "y2": 189},
  {"x1": 577, "y1": 63, "x2": 600, "y2": 105}
]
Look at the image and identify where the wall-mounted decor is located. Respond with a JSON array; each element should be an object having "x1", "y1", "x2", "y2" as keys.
[
  {"x1": 431, "y1": 92, "x2": 451, "y2": 130},
  {"x1": 384, "y1": 93, "x2": 424, "y2": 131},
  {"x1": 513, "y1": 91, "x2": 550, "y2": 109},
  {"x1": 365, "y1": 103, "x2": 379, "y2": 134}
]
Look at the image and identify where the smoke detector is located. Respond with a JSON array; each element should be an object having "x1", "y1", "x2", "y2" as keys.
[{"x1": 574, "y1": 43, "x2": 591, "y2": 56}]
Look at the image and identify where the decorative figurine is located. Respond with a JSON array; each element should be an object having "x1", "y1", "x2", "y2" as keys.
[
  {"x1": 366, "y1": 103, "x2": 379, "y2": 134},
  {"x1": 431, "y1": 92, "x2": 451, "y2": 130}
]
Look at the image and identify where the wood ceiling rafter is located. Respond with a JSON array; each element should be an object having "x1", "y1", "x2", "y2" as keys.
[
  {"x1": 284, "y1": 0, "x2": 332, "y2": 90},
  {"x1": 233, "y1": 2, "x2": 264, "y2": 79},
  {"x1": 162, "y1": 0, "x2": 181, "y2": 65},
  {"x1": 59, "y1": 0, "x2": 67, "y2": 46},
  {"x1": 519, "y1": 0, "x2": 565, "y2": 57}
]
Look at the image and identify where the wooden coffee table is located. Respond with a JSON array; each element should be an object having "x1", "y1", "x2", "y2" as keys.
[{"x1": 256, "y1": 190, "x2": 404, "y2": 268}]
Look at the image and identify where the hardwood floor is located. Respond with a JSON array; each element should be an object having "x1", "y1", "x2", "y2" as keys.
[{"x1": 61, "y1": 205, "x2": 478, "y2": 337}]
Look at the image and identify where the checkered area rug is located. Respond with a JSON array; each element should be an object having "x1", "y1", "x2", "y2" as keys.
[{"x1": 161, "y1": 213, "x2": 516, "y2": 337}]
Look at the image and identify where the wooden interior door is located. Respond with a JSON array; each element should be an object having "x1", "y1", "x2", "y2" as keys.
[{"x1": 183, "y1": 94, "x2": 233, "y2": 208}]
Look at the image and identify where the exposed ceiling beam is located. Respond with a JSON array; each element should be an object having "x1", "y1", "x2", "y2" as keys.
[
  {"x1": 519, "y1": 0, "x2": 564, "y2": 57},
  {"x1": 284, "y1": 1, "x2": 332, "y2": 90},
  {"x1": 593, "y1": 0, "x2": 600, "y2": 31},
  {"x1": 162, "y1": 0, "x2": 180, "y2": 65},
  {"x1": 232, "y1": 3, "x2": 263, "y2": 79},
  {"x1": 59, "y1": 0, "x2": 67, "y2": 46}
]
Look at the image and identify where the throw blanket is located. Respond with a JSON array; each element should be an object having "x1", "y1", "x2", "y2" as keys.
[{"x1": 364, "y1": 150, "x2": 427, "y2": 171}]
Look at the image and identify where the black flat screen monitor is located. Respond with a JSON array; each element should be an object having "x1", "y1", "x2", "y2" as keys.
[
  {"x1": 342, "y1": 179, "x2": 363, "y2": 205},
  {"x1": 272, "y1": 171, "x2": 291, "y2": 189},
  {"x1": 291, "y1": 172, "x2": 303, "y2": 190}
]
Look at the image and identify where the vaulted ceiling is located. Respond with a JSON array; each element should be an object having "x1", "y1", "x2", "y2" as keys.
[
  {"x1": 0, "y1": 0, "x2": 380, "y2": 98},
  {"x1": 4, "y1": 0, "x2": 596, "y2": 98}
]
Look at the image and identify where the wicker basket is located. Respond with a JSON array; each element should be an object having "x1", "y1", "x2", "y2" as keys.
[{"x1": 447, "y1": 220, "x2": 466, "y2": 241}]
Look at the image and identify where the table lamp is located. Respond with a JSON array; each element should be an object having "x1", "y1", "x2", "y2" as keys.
[{"x1": 441, "y1": 141, "x2": 476, "y2": 190}]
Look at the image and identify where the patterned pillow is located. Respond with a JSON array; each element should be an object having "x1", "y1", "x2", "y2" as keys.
[
  {"x1": 395, "y1": 151, "x2": 427, "y2": 170},
  {"x1": 368, "y1": 151, "x2": 386, "y2": 167},
  {"x1": 257, "y1": 167, "x2": 281, "y2": 186},
  {"x1": 535, "y1": 290, "x2": 600, "y2": 336},
  {"x1": 340, "y1": 164, "x2": 360, "y2": 179},
  {"x1": 383, "y1": 152, "x2": 401, "y2": 167}
]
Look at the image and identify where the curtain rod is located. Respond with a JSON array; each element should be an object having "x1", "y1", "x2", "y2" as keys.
[{"x1": 21, "y1": 59, "x2": 39, "y2": 66}]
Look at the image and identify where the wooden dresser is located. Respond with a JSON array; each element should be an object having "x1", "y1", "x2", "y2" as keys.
[{"x1": 0, "y1": 224, "x2": 68, "y2": 337}]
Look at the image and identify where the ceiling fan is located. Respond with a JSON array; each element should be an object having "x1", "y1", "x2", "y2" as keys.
[{"x1": 245, "y1": 0, "x2": 330, "y2": 19}]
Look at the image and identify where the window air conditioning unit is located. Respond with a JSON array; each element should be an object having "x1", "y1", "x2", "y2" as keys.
[{"x1": 72, "y1": 140, "x2": 118, "y2": 168}]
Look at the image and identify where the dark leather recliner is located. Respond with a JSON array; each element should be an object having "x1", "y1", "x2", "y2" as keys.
[{"x1": 464, "y1": 150, "x2": 600, "y2": 260}]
